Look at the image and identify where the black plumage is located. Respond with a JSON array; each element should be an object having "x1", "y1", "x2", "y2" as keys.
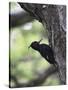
[{"x1": 29, "y1": 40, "x2": 57, "y2": 64}]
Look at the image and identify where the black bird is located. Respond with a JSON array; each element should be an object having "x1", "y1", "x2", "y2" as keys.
[{"x1": 28, "y1": 39, "x2": 57, "y2": 64}]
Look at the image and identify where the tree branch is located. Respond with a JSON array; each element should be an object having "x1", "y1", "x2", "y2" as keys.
[{"x1": 9, "y1": 11, "x2": 34, "y2": 28}]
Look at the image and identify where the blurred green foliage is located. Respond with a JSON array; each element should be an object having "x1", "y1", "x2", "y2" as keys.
[{"x1": 10, "y1": 2, "x2": 60, "y2": 87}]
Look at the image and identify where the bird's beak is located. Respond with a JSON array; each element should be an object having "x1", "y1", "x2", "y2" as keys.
[{"x1": 38, "y1": 39, "x2": 43, "y2": 43}]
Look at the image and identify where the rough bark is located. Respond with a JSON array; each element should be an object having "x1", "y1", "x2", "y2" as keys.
[{"x1": 18, "y1": 3, "x2": 66, "y2": 84}]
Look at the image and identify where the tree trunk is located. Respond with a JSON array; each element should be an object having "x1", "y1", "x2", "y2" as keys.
[
  {"x1": 42, "y1": 5, "x2": 66, "y2": 84},
  {"x1": 18, "y1": 3, "x2": 66, "y2": 84}
]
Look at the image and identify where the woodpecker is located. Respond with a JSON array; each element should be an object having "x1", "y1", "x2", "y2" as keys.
[{"x1": 28, "y1": 39, "x2": 57, "y2": 64}]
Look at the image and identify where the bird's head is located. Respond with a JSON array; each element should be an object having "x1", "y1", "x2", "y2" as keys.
[{"x1": 28, "y1": 39, "x2": 42, "y2": 50}]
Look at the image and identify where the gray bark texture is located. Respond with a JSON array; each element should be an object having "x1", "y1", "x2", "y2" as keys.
[{"x1": 18, "y1": 3, "x2": 66, "y2": 84}]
